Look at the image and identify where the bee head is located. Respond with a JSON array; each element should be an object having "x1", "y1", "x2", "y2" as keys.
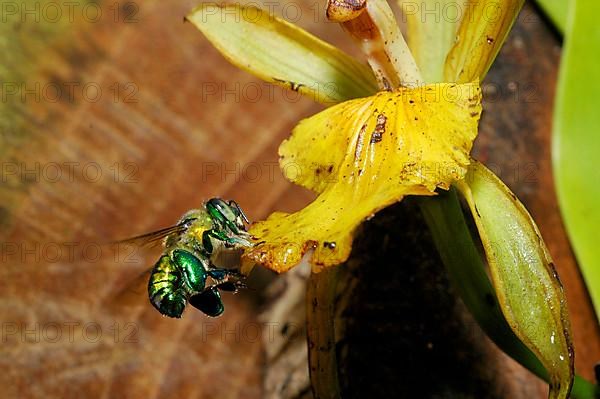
[{"x1": 206, "y1": 198, "x2": 249, "y2": 234}]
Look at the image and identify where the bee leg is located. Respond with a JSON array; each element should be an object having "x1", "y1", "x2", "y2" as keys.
[
  {"x1": 201, "y1": 231, "x2": 214, "y2": 254},
  {"x1": 228, "y1": 200, "x2": 250, "y2": 224},
  {"x1": 225, "y1": 235, "x2": 253, "y2": 248},
  {"x1": 207, "y1": 268, "x2": 246, "y2": 293},
  {"x1": 201, "y1": 229, "x2": 231, "y2": 254},
  {"x1": 189, "y1": 287, "x2": 224, "y2": 317},
  {"x1": 207, "y1": 268, "x2": 228, "y2": 281},
  {"x1": 207, "y1": 268, "x2": 244, "y2": 281},
  {"x1": 203, "y1": 228, "x2": 252, "y2": 251},
  {"x1": 213, "y1": 279, "x2": 247, "y2": 293}
]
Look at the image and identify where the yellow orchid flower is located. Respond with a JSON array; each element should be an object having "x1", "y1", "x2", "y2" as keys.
[
  {"x1": 249, "y1": 83, "x2": 481, "y2": 272},
  {"x1": 187, "y1": 1, "x2": 585, "y2": 397},
  {"x1": 188, "y1": 4, "x2": 483, "y2": 272}
]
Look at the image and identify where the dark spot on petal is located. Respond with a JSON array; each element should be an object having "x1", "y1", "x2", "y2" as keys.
[{"x1": 370, "y1": 114, "x2": 387, "y2": 144}]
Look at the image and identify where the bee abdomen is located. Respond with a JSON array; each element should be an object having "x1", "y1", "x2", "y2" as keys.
[{"x1": 148, "y1": 255, "x2": 186, "y2": 318}]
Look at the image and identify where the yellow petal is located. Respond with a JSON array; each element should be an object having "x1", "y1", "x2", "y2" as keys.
[
  {"x1": 444, "y1": 0, "x2": 524, "y2": 83},
  {"x1": 245, "y1": 83, "x2": 482, "y2": 272},
  {"x1": 186, "y1": 4, "x2": 378, "y2": 104}
]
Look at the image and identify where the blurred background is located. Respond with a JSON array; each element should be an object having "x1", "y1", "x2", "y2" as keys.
[{"x1": 0, "y1": 0, "x2": 598, "y2": 398}]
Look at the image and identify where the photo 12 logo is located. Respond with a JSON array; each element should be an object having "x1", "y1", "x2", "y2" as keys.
[
  {"x1": 200, "y1": 321, "x2": 303, "y2": 343},
  {"x1": 400, "y1": 1, "x2": 520, "y2": 24},
  {"x1": 1, "y1": 81, "x2": 138, "y2": 104},
  {"x1": 1, "y1": 321, "x2": 139, "y2": 344},
  {"x1": 1, "y1": 161, "x2": 139, "y2": 186},
  {"x1": 0, "y1": 1, "x2": 139, "y2": 24}
]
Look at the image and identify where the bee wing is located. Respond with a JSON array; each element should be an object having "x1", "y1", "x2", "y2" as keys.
[
  {"x1": 110, "y1": 223, "x2": 187, "y2": 248},
  {"x1": 103, "y1": 224, "x2": 188, "y2": 314},
  {"x1": 106, "y1": 268, "x2": 153, "y2": 311}
]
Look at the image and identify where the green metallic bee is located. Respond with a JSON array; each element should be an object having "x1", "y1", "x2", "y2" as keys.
[{"x1": 119, "y1": 198, "x2": 253, "y2": 318}]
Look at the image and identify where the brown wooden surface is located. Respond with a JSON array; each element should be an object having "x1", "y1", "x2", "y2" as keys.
[{"x1": 0, "y1": 0, "x2": 598, "y2": 398}]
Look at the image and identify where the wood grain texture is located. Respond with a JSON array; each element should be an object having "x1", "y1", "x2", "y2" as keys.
[{"x1": 0, "y1": 0, "x2": 597, "y2": 398}]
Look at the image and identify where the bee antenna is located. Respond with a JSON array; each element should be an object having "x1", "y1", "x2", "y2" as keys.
[{"x1": 229, "y1": 200, "x2": 250, "y2": 224}]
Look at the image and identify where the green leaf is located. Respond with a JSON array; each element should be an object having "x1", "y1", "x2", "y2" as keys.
[
  {"x1": 456, "y1": 161, "x2": 574, "y2": 399},
  {"x1": 535, "y1": 0, "x2": 568, "y2": 33},
  {"x1": 552, "y1": 0, "x2": 600, "y2": 320},
  {"x1": 186, "y1": 4, "x2": 378, "y2": 104}
]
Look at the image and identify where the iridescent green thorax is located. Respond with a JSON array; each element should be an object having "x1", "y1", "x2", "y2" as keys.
[{"x1": 165, "y1": 208, "x2": 212, "y2": 249}]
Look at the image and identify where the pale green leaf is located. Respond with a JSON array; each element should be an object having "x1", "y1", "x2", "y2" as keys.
[
  {"x1": 536, "y1": 0, "x2": 568, "y2": 33},
  {"x1": 186, "y1": 4, "x2": 377, "y2": 104},
  {"x1": 552, "y1": 0, "x2": 600, "y2": 320},
  {"x1": 457, "y1": 161, "x2": 574, "y2": 399},
  {"x1": 400, "y1": 0, "x2": 468, "y2": 82}
]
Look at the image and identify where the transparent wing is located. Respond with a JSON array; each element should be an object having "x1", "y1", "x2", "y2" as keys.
[
  {"x1": 103, "y1": 224, "x2": 188, "y2": 314},
  {"x1": 106, "y1": 268, "x2": 153, "y2": 312},
  {"x1": 110, "y1": 223, "x2": 187, "y2": 248}
]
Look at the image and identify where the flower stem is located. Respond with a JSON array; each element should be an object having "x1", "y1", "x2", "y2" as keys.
[
  {"x1": 329, "y1": 0, "x2": 423, "y2": 88},
  {"x1": 306, "y1": 266, "x2": 342, "y2": 399}
]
